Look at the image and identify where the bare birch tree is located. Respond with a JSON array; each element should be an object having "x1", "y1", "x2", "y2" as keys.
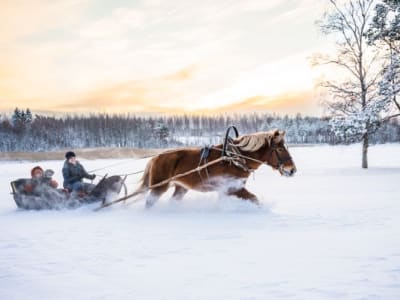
[{"x1": 314, "y1": 0, "x2": 380, "y2": 168}]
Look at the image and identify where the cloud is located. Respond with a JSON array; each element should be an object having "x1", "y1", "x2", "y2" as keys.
[
  {"x1": 195, "y1": 91, "x2": 321, "y2": 116},
  {"x1": 0, "y1": 0, "x2": 327, "y2": 116},
  {"x1": 0, "y1": 0, "x2": 90, "y2": 43},
  {"x1": 78, "y1": 7, "x2": 149, "y2": 39},
  {"x1": 49, "y1": 64, "x2": 199, "y2": 113}
]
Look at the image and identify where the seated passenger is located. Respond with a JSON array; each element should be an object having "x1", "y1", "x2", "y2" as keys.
[
  {"x1": 62, "y1": 151, "x2": 96, "y2": 193},
  {"x1": 24, "y1": 166, "x2": 58, "y2": 194}
]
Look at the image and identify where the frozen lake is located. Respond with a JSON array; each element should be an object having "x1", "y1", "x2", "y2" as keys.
[{"x1": 1, "y1": 144, "x2": 400, "y2": 299}]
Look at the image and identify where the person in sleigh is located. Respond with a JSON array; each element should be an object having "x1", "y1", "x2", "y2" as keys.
[
  {"x1": 62, "y1": 151, "x2": 96, "y2": 194},
  {"x1": 24, "y1": 166, "x2": 58, "y2": 194}
]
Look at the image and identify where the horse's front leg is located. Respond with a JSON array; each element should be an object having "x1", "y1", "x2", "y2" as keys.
[
  {"x1": 170, "y1": 185, "x2": 188, "y2": 201},
  {"x1": 145, "y1": 185, "x2": 168, "y2": 208},
  {"x1": 227, "y1": 188, "x2": 260, "y2": 205}
]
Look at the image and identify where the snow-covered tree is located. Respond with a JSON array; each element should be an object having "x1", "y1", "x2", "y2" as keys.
[
  {"x1": 154, "y1": 121, "x2": 169, "y2": 147},
  {"x1": 314, "y1": 0, "x2": 381, "y2": 168},
  {"x1": 11, "y1": 108, "x2": 22, "y2": 126},
  {"x1": 25, "y1": 109, "x2": 33, "y2": 124},
  {"x1": 367, "y1": 0, "x2": 400, "y2": 53},
  {"x1": 367, "y1": 0, "x2": 400, "y2": 120},
  {"x1": 11, "y1": 108, "x2": 33, "y2": 127}
]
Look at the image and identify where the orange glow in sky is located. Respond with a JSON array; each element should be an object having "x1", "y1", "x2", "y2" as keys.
[{"x1": 0, "y1": 0, "x2": 330, "y2": 116}]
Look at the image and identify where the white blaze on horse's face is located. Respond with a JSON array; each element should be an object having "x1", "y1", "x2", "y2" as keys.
[
  {"x1": 277, "y1": 145, "x2": 297, "y2": 177},
  {"x1": 271, "y1": 138, "x2": 296, "y2": 177},
  {"x1": 280, "y1": 162, "x2": 297, "y2": 177},
  {"x1": 266, "y1": 129, "x2": 297, "y2": 177}
]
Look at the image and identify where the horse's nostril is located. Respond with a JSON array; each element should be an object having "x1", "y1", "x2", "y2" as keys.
[{"x1": 290, "y1": 169, "x2": 295, "y2": 175}]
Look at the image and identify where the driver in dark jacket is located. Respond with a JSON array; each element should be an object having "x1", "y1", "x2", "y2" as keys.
[{"x1": 62, "y1": 151, "x2": 96, "y2": 193}]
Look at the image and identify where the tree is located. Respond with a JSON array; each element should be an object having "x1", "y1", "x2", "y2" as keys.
[
  {"x1": 11, "y1": 107, "x2": 27, "y2": 134},
  {"x1": 367, "y1": 0, "x2": 400, "y2": 120},
  {"x1": 154, "y1": 121, "x2": 169, "y2": 147},
  {"x1": 11, "y1": 108, "x2": 33, "y2": 127},
  {"x1": 314, "y1": 0, "x2": 381, "y2": 168},
  {"x1": 11, "y1": 108, "x2": 22, "y2": 126},
  {"x1": 25, "y1": 108, "x2": 33, "y2": 124}
]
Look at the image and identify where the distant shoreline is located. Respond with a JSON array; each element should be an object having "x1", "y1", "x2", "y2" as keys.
[
  {"x1": 0, "y1": 147, "x2": 163, "y2": 161},
  {"x1": 0, "y1": 144, "x2": 325, "y2": 161}
]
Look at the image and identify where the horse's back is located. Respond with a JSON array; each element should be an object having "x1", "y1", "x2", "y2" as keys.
[{"x1": 152, "y1": 148, "x2": 200, "y2": 170}]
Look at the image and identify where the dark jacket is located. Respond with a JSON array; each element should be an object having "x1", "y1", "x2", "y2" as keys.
[{"x1": 62, "y1": 160, "x2": 93, "y2": 188}]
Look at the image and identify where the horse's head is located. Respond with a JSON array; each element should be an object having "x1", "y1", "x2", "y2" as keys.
[
  {"x1": 266, "y1": 130, "x2": 297, "y2": 177},
  {"x1": 234, "y1": 129, "x2": 297, "y2": 177}
]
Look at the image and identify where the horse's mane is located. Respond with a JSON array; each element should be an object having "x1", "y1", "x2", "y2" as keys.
[{"x1": 233, "y1": 130, "x2": 282, "y2": 152}]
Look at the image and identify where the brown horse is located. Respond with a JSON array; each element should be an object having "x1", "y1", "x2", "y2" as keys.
[{"x1": 135, "y1": 129, "x2": 296, "y2": 207}]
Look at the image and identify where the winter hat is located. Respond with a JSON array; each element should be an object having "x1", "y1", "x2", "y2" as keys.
[
  {"x1": 65, "y1": 151, "x2": 76, "y2": 160},
  {"x1": 31, "y1": 166, "x2": 43, "y2": 177}
]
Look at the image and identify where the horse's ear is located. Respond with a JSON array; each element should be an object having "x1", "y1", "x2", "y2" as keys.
[
  {"x1": 271, "y1": 129, "x2": 285, "y2": 143},
  {"x1": 267, "y1": 134, "x2": 273, "y2": 146},
  {"x1": 267, "y1": 129, "x2": 278, "y2": 146}
]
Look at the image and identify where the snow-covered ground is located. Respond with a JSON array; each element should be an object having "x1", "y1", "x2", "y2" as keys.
[{"x1": 1, "y1": 144, "x2": 400, "y2": 300}]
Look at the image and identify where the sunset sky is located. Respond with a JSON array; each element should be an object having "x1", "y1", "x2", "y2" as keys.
[{"x1": 0, "y1": 0, "x2": 331, "y2": 116}]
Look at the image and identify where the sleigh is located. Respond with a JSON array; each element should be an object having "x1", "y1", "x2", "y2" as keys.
[{"x1": 10, "y1": 175, "x2": 127, "y2": 210}]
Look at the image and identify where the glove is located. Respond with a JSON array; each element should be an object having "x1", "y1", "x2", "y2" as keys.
[{"x1": 89, "y1": 174, "x2": 96, "y2": 180}]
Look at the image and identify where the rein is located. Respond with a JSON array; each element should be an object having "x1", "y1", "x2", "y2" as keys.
[
  {"x1": 88, "y1": 155, "x2": 155, "y2": 175},
  {"x1": 94, "y1": 156, "x2": 236, "y2": 211},
  {"x1": 98, "y1": 144, "x2": 292, "y2": 210},
  {"x1": 211, "y1": 147, "x2": 267, "y2": 169},
  {"x1": 95, "y1": 127, "x2": 293, "y2": 211},
  {"x1": 218, "y1": 128, "x2": 292, "y2": 171},
  {"x1": 211, "y1": 145, "x2": 290, "y2": 171}
]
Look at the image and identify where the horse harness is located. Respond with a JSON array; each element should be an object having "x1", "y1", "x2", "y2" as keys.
[
  {"x1": 197, "y1": 126, "x2": 252, "y2": 184},
  {"x1": 96, "y1": 127, "x2": 293, "y2": 211},
  {"x1": 197, "y1": 145, "x2": 212, "y2": 183},
  {"x1": 197, "y1": 126, "x2": 293, "y2": 183}
]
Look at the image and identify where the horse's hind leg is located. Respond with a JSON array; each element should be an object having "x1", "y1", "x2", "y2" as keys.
[
  {"x1": 227, "y1": 188, "x2": 260, "y2": 206},
  {"x1": 170, "y1": 185, "x2": 188, "y2": 201},
  {"x1": 145, "y1": 185, "x2": 168, "y2": 208}
]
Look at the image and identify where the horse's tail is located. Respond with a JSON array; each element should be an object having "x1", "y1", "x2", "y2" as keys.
[{"x1": 134, "y1": 159, "x2": 152, "y2": 195}]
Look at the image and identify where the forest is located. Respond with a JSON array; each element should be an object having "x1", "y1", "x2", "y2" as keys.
[{"x1": 0, "y1": 108, "x2": 399, "y2": 151}]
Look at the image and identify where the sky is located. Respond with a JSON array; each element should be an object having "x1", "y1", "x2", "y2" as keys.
[{"x1": 0, "y1": 0, "x2": 331, "y2": 116}]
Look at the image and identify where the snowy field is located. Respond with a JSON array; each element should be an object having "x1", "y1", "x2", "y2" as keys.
[{"x1": 1, "y1": 144, "x2": 400, "y2": 300}]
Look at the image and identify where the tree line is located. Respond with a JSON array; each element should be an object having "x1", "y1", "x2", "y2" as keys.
[{"x1": 0, "y1": 108, "x2": 399, "y2": 152}]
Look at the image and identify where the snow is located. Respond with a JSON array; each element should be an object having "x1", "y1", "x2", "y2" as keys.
[{"x1": 1, "y1": 144, "x2": 400, "y2": 300}]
